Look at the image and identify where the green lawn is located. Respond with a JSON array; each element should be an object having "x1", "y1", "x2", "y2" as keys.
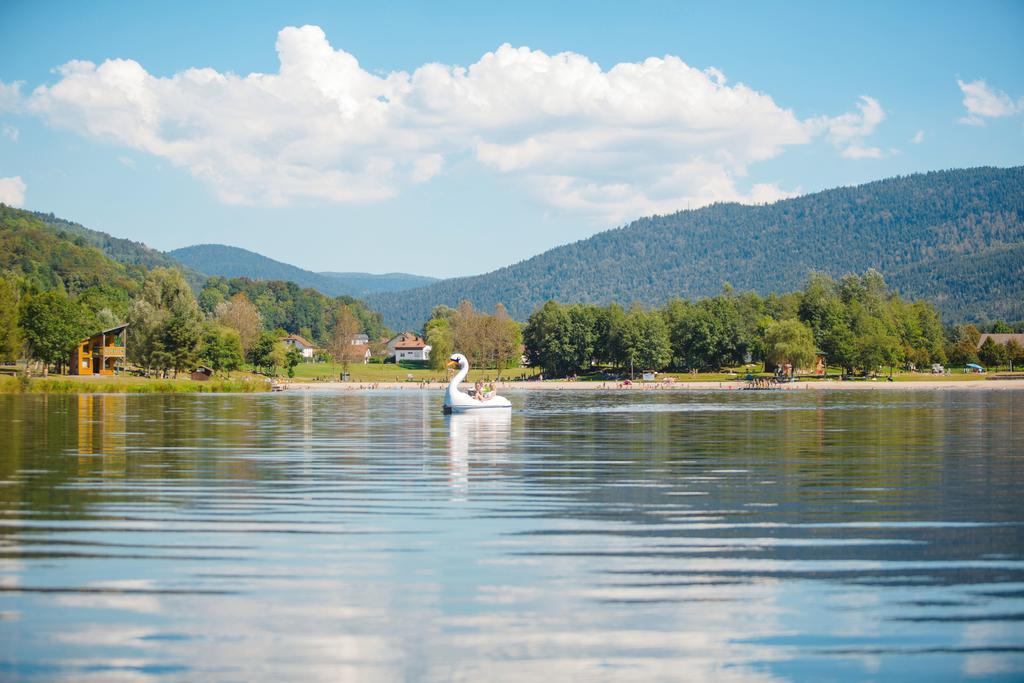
[
  {"x1": 288, "y1": 362, "x2": 1018, "y2": 384},
  {"x1": 290, "y1": 362, "x2": 540, "y2": 383}
]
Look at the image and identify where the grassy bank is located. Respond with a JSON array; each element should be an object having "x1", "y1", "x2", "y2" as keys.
[
  {"x1": 291, "y1": 362, "x2": 539, "y2": 383},
  {"x1": 0, "y1": 375, "x2": 270, "y2": 394}
]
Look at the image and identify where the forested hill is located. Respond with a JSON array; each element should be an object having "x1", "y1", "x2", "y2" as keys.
[
  {"x1": 29, "y1": 210, "x2": 205, "y2": 288},
  {"x1": 366, "y1": 166, "x2": 1024, "y2": 329},
  {"x1": 169, "y1": 244, "x2": 436, "y2": 298},
  {"x1": 318, "y1": 271, "x2": 438, "y2": 295}
]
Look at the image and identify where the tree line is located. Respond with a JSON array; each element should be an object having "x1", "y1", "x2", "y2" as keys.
[{"x1": 521, "y1": 270, "x2": 958, "y2": 377}]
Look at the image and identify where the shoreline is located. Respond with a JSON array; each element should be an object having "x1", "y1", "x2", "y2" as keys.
[{"x1": 279, "y1": 378, "x2": 1024, "y2": 392}]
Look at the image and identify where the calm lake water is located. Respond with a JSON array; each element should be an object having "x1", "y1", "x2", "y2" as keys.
[{"x1": 1, "y1": 389, "x2": 1022, "y2": 681}]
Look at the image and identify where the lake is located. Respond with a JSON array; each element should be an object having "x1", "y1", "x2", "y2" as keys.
[{"x1": 1, "y1": 389, "x2": 1022, "y2": 681}]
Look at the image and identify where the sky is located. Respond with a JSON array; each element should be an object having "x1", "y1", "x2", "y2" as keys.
[{"x1": 1, "y1": 1, "x2": 1022, "y2": 279}]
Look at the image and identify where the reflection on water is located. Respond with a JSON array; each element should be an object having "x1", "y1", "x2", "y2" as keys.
[
  {"x1": 447, "y1": 410, "x2": 512, "y2": 499},
  {"x1": 0, "y1": 390, "x2": 1022, "y2": 681}
]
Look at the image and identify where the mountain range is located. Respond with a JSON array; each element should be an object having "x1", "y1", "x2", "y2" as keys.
[
  {"x1": 4, "y1": 165, "x2": 1021, "y2": 332},
  {"x1": 362, "y1": 166, "x2": 1024, "y2": 329},
  {"x1": 168, "y1": 244, "x2": 437, "y2": 298}
]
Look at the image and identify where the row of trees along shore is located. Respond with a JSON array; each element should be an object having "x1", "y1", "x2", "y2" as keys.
[
  {"x1": 4, "y1": 262, "x2": 1022, "y2": 380},
  {"x1": 520, "y1": 270, "x2": 1023, "y2": 377},
  {"x1": 0, "y1": 266, "x2": 388, "y2": 378}
]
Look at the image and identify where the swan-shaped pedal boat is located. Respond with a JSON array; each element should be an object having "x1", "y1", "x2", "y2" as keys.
[{"x1": 444, "y1": 353, "x2": 512, "y2": 414}]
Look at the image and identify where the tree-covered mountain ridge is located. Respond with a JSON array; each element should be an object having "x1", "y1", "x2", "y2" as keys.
[
  {"x1": 365, "y1": 166, "x2": 1024, "y2": 329},
  {"x1": 169, "y1": 244, "x2": 437, "y2": 297}
]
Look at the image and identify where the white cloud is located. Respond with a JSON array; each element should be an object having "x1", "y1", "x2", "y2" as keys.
[
  {"x1": 957, "y1": 78, "x2": 1022, "y2": 125},
  {"x1": 0, "y1": 176, "x2": 27, "y2": 206},
  {"x1": 8, "y1": 25, "x2": 884, "y2": 221},
  {"x1": 813, "y1": 95, "x2": 886, "y2": 159},
  {"x1": 1, "y1": 125, "x2": 17, "y2": 141},
  {"x1": 910, "y1": 130, "x2": 924, "y2": 144}
]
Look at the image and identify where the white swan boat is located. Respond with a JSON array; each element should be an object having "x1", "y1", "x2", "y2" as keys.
[{"x1": 444, "y1": 353, "x2": 512, "y2": 413}]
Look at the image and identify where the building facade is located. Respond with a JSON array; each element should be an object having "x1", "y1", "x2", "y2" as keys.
[{"x1": 70, "y1": 324, "x2": 128, "y2": 376}]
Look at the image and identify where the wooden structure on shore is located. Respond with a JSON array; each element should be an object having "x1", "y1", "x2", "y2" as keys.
[{"x1": 70, "y1": 324, "x2": 128, "y2": 376}]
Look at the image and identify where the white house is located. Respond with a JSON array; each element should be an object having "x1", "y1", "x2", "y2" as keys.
[
  {"x1": 282, "y1": 334, "x2": 316, "y2": 359},
  {"x1": 388, "y1": 332, "x2": 431, "y2": 362},
  {"x1": 350, "y1": 333, "x2": 369, "y2": 345}
]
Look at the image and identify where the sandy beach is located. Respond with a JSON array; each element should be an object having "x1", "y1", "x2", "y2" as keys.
[{"x1": 280, "y1": 378, "x2": 1024, "y2": 392}]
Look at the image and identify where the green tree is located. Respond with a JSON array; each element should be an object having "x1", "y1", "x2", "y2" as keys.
[
  {"x1": 1005, "y1": 339, "x2": 1024, "y2": 371},
  {"x1": 947, "y1": 324, "x2": 981, "y2": 366},
  {"x1": 198, "y1": 323, "x2": 244, "y2": 373},
  {"x1": 20, "y1": 291, "x2": 87, "y2": 375},
  {"x1": 215, "y1": 293, "x2": 262, "y2": 355},
  {"x1": 763, "y1": 319, "x2": 817, "y2": 379},
  {"x1": 285, "y1": 345, "x2": 302, "y2": 378},
  {"x1": 523, "y1": 300, "x2": 573, "y2": 377},
  {"x1": 248, "y1": 332, "x2": 285, "y2": 375},
  {"x1": 978, "y1": 337, "x2": 1006, "y2": 370},
  {"x1": 855, "y1": 331, "x2": 902, "y2": 375},
  {"x1": 128, "y1": 268, "x2": 203, "y2": 377},
  {"x1": 0, "y1": 273, "x2": 22, "y2": 363},
  {"x1": 614, "y1": 307, "x2": 672, "y2": 376},
  {"x1": 425, "y1": 316, "x2": 455, "y2": 371}
]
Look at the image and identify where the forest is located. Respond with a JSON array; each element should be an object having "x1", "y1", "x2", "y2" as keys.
[
  {"x1": 366, "y1": 166, "x2": 1024, "y2": 329},
  {"x1": 519, "y1": 270, "x2": 1023, "y2": 378},
  {"x1": 0, "y1": 207, "x2": 390, "y2": 377}
]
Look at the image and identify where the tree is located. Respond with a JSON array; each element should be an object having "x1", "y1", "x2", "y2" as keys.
[
  {"x1": 948, "y1": 324, "x2": 981, "y2": 366},
  {"x1": 425, "y1": 316, "x2": 454, "y2": 371},
  {"x1": 763, "y1": 319, "x2": 817, "y2": 379},
  {"x1": 978, "y1": 337, "x2": 1006, "y2": 370},
  {"x1": 127, "y1": 268, "x2": 203, "y2": 377},
  {"x1": 614, "y1": 307, "x2": 672, "y2": 376},
  {"x1": 198, "y1": 323, "x2": 244, "y2": 373},
  {"x1": 20, "y1": 291, "x2": 87, "y2": 375},
  {"x1": 1005, "y1": 339, "x2": 1024, "y2": 371},
  {"x1": 215, "y1": 293, "x2": 261, "y2": 354},
  {"x1": 248, "y1": 332, "x2": 285, "y2": 375},
  {"x1": 285, "y1": 345, "x2": 302, "y2": 378},
  {"x1": 855, "y1": 331, "x2": 902, "y2": 375},
  {"x1": 329, "y1": 303, "x2": 363, "y2": 372},
  {"x1": 0, "y1": 273, "x2": 22, "y2": 363},
  {"x1": 523, "y1": 300, "x2": 574, "y2": 377}
]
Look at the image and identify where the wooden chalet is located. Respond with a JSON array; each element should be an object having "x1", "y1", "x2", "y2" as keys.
[{"x1": 71, "y1": 324, "x2": 128, "y2": 376}]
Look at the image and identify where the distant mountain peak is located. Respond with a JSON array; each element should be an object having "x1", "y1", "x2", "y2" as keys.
[{"x1": 168, "y1": 244, "x2": 437, "y2": 298}]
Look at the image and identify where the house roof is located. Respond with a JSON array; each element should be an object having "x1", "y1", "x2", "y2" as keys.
[
  {"x1": 978, "y1": 333, "x2": 1024, "y2": 348},
  {"x1": 80, "y1": 323, "x2": 129, "y2": 343},
  {"x1": 282, "y1": 334, "x2": 315, "y2": 348},
  {"x1": 390, "y1": 331, "x2": 427, "y2": 349}
]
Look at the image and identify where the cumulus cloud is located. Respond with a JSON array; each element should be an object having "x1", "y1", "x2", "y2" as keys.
[
  {"x1": 0, "y1": 176, "x2": 26, "y2": 206},
  {"x1": 6, "y1": 25, "x2": 884, "y2": 221},
  {"x1": 957, "y1": 78, "x2": 1022, "y2": 125},
  {"x1": 813, "y1": 95, "x2": 886, "y2": 159},
  {"x1": 1, "y1": 125, "x2": 18, "y2": 142},
  {"x1": 911, "y1": 130, "x2": 924, "y2": 144}
]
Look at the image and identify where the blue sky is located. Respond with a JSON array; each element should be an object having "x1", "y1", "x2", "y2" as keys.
[{"x1": 1, "y1": 1, "x2": 1022, "y2": 278}]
